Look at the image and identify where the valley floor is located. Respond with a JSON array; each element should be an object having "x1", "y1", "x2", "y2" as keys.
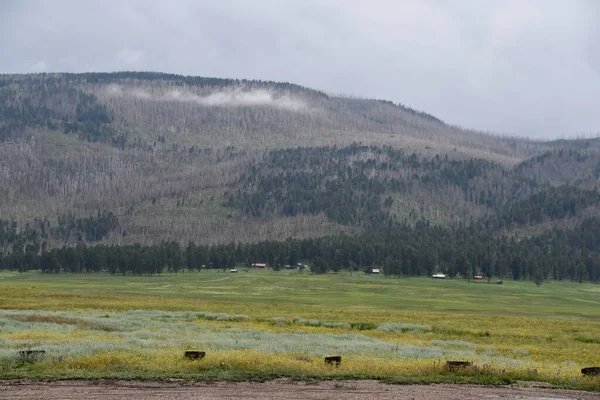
[{"x1": 0, "y1": 271, "x2": 598, "y2": 390}]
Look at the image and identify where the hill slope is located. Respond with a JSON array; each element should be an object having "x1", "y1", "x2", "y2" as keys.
[{"x1": 0, "y1": 72, "x2": 598, "y2": 250}]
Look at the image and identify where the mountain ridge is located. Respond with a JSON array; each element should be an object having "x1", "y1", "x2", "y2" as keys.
[{"x1": 0, "y1": 72, "x2": 598, "y2": 258}]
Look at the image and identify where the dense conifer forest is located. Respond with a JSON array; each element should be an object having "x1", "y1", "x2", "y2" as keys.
[{"x1": 1, "y1": 72, "x2": 599, "y2": 283}]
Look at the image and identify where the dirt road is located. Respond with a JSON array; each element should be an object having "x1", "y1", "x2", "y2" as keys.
[{"x1": 1, "y1": 380, "x2": 597, "y2": 400}]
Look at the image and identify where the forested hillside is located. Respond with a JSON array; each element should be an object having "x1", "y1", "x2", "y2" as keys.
[{"x1": 1, "y1": 72, "x2": 599, "y2": 282}]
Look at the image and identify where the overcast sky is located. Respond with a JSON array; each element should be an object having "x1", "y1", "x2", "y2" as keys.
[{"x1": 1, "y1": 0, "x2": 598, "y2": 139}]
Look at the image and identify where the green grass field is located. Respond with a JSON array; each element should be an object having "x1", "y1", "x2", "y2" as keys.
[{"x1": 0, "y1": 270, "x2": 599, "y2": 389}]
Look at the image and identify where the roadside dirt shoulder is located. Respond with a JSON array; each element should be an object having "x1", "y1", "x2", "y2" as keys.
[{"x1": 0, "y1": 379, "x2": 597, "y2": 400}]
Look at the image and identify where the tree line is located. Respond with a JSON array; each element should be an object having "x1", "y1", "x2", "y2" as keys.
[{"x1": 2, "y1": 216, "x2": 599, "y2": 283}]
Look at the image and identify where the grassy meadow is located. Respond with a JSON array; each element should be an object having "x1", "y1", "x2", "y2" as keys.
[{"x1": 0, "y1": 270, "x2": 599, "y2": 389}]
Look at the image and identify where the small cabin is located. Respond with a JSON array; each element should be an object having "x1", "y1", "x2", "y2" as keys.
[
  {"x1": 432, "y1": 274, "x2": 446, "y2": 279},
  {"x1": 474, "y1": 275, "x2": 484, "y2": 280},
  {"x1": 371, "y1": 268, "x2": 380, "y2": 274}
]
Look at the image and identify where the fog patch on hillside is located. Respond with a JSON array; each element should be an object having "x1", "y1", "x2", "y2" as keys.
[{"x1": 105, "y1": 84, "x2": 307, "y2": 111}]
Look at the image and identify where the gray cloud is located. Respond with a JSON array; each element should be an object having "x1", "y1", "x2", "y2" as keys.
[{"x1": 0, "y1": 0, "x2": 598, "y2": 138}]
